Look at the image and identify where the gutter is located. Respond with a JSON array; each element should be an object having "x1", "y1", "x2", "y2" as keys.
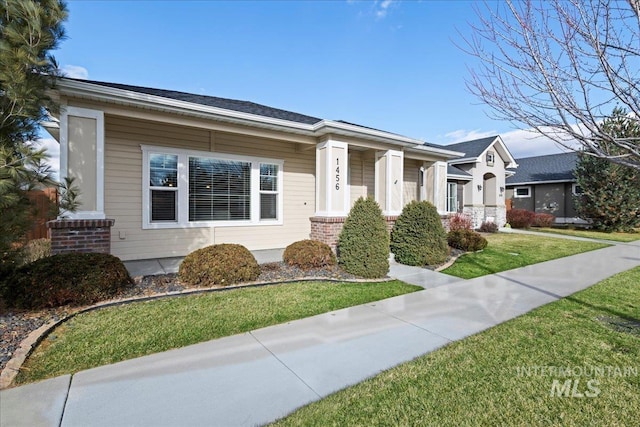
[{"x1": 56, "y1": 78, "x2": 464, "y2": 160}]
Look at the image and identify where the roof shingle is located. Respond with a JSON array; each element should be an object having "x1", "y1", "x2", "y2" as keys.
[
  {"x1": 506, "y1": 152, "x2": 578, "y2": 184},
  {"x1": 445, "y1": 136, "x2": 499, "y2": 159}
]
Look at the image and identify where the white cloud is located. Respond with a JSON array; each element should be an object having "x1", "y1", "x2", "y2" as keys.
[
  {"x1": 500, "y1": 128, "x2": 579, "y2": 159},
  {"x1": 443, "y1": 128, "x2": 497, "y2": 143},
  {"x1": 34, "y1": 137, "x2": 60, "y2": 180},
  {"x1": 375, "y1": 0, "x2": 394, "y2": 19},
  {"x1": 60, "y1": 64, "x2": 89, "y2": 80}
]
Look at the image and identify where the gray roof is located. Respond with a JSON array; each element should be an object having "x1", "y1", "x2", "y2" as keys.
[
  {"x1": 445, "y1": 136, "x2": 498, "y2": 159},
  {"x1": 68, "y1": 78, "x2": 323, "y2": 125},
  {"x1": 506, "y1": 152, "x2": 578, "y2": 185},
  {"x1": 447, "y1": 165, "x2": 472, "y2": 178}
]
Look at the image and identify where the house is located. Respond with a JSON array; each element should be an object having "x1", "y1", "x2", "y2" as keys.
[
  {"x1": 44, "y1": 78, "x2": 465, "y2": 261},
  {"x1": 444, "y1": 136, "x2": 518, "y2": 228},
  {"x1": 505, "y1": 152, "x2": 585, "y2": 224}
]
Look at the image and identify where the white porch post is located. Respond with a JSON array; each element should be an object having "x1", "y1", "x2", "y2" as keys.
[
  {"x1": 59, "y1": 106, "x2": 105, "y2": 219},
  {"x1": 315, "y1": 140, "x2": 349, "y2": 217},
  {"x1": 375, "y1": 150, "x2": 403, "y2": 215},
  {"x1": 433, "y1": 161, "x2": 447, "y2": 214}
]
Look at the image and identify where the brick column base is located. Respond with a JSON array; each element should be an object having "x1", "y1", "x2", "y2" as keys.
[
  {"x1": 47, "y1": 219, "x2": 115, "y2": 255},
  {"x1": 309, "y1": 216, "x2": 399, "y2": 252}
]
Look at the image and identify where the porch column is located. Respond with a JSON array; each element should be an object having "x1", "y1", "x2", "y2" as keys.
[
  {"x1": 315, "y1": 140, "x2": 349, "y2": 217},
  {"x1": 375, "y1": 150, "x2": 403, "y2": 215},
  {"x1": 433, "y1": 161, "x2": 448, "y2": 214},
  {"x1": 59, "y1": 106, "x2": 105, "y2": 219}
]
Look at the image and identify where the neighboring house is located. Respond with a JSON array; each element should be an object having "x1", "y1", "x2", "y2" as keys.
[
  {"x1": 445, "y1": 136, "x2": 518, "y2": 228},
  {"x1": 505, "y1": 152, "x2": 585, "y2": 224},
  {"x1": 45, "y1": 78, "x2": 464, "y2": 261}
]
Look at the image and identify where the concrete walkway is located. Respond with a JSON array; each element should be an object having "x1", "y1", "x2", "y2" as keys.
[{"x1": 2, "y1": 240, "x2": 639, "y2": 426}]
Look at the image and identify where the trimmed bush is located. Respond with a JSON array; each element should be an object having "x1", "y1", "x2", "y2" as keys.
[
  {"x1": 179, "y1": 243, "x2": 260, "y2": 287},
  {"x1": 448, "y1": 213, "x2": 473, "y2": 232},
  {"x1": 447, "y1": 229, "x2": 488, "y2": 252},
  {"x1": 391, "y1": 201, "x2": 449, "y2": 266},
  {"x1": 283, "y1": 240, "x2": 336, "y2": 269},
  {"x1": 534, "y1": 213, "x2": 555, "y2": 228},
  {"x1": 479, "y1": 221, "x2": 499, "y2": 233},
  {"x1": 2, "y1": 253, "x2": 132, "y2": 309},
  {"x1": 507, "y1": 209, "x2": 537, "y2": 229},
  {"x1": 338, "y1": 197, "x2": 389, "y2": 278}
]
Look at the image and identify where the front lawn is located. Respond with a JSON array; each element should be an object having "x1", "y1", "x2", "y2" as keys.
[
  {"x1": 16, "y1": 280, "x2": 420, "y2": 385},
  {"x1": 442, "y1": 233, "x2": 609, "y2": 279},
  {"x1": 535, "y1": 227, "x2": 640, "y2": 242},
  {"x1": 275, "y1": 266, "x2": 640, "y2": 426}
]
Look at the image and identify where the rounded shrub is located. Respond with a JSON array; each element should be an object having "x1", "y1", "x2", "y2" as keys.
[
  {"x1": 2, "y1": 252, "x2": 132, "y2": 309},
  {"x1": 337, "y1": 197, "x2": 389, "y2": 278},
  {"x1": 447, "y1": 229, "x2": 488, "y2": 252},
  {"x1": 179, "y1": 243, "x2": 260, "y2": 287},
  {"x1": 507, "y1": 209, "x2": 536, "y2": 229},
  {"x1": 478, "y1": 221, "x2": 499, "y2": 233},
  {"x1": 283, "y1": 240, "x2": 336, "y2": 269},
  {"x1": 534, "y1": 213, "x2": 555, "y2": 228},
  {"x1": 391, "y1": 201, "x2": 449, "y2": 266}
]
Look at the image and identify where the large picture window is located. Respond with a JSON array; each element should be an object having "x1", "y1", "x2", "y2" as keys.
[{"x1": 142, "y1": 146, "x2": 283, "y2": 228}]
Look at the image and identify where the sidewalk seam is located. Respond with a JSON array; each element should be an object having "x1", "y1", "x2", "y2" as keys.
[
  {"x1": 57, "y1": 374, "x2": 72, "y2": 427},
  {"x1": 364, "y1": 304, "x2": 454, "y2": 344},
  {"x1": 247, "y1": 332, "x2": 322, "y2": 399}
]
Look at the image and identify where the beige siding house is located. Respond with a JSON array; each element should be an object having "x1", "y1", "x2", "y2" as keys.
[
  {"x1": 445, "y1": 136, "x2": 518, "y2": 227},
  {"x1": 47, "y1": 79, "x2": 463, "y2": 261}
]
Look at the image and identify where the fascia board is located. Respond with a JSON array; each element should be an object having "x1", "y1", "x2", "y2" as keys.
[
  {"x1": 57, "y1": 79, "x2": 315, "y2": 133},
  {"x1": 506, "y1": 179, "x2": 575, "y2": 186}
]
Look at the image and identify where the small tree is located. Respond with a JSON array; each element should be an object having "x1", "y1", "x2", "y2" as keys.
[
  {"x1": 391, "y1": 200, "x2": 449, "y2": 266},
  {"x1": 0, "y1": 0, "x2": 68, "y2": 268},
  {"x1": 338, "y1": 197, "x2": 389, "y2": 278},
  {"x1": 575, "y1": 109, "x2": 640, "y2": 231}
]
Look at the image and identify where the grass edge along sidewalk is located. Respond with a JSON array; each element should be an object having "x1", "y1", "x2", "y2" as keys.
[
  {"x1": 274, "y1": 266, "x2": 640, "y2": 427},
  {"x1": 15, "y1": 280, "x2": 420, "y2": 385}
]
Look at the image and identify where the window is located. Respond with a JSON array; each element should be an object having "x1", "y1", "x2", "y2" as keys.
[
  {"x1": 149, "y1": 154, "x2": 178, "y2": 222},
  {"x1": 447, "y1": 182, "x2": 458, "y2": 212},
  {"x1": 142, "y1": 146, "x2": 282, "y2": 228},
  {"x1": 486, "y1": 151, "x2": 495, "y2": 166},
  {"x1": 514, "y1": 186, "x2": 531, "y2": 198},
  {"x1": 572, "y1": 183, "x2": 583, "y2": 195}
]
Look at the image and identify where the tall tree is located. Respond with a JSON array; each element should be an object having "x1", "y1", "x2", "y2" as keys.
[
  {"x1": 575, "y1": 108, "x2": 640, "y2": 232},
  {"x1": 0, "y1": 0, "x2": 68, "y2": 266},
  {"x1": 463, "y1": 0, "x2": 640, "y2": 170}
]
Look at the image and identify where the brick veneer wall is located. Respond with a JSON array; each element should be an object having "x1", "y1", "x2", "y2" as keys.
[
  {"x1": 47, "y1": 219, "x2": 115, "y2": 255},
  {"x1": 309, "y1": 215, "x2": 400, "y2": 252},
  {"x1": 310, "y1": 214, "x2": 450, "y2": 251}
]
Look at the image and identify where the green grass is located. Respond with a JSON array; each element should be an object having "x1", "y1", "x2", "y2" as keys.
[
  {"x1": 535, "y1": 227, "x2": 640, "y2": 242},
  {"x1": 275, "y1": 267, "x2": 640, "y2": 427},
  {"x1": 16, "y1": 280, "x2": 420, "y2": 384},
  {"x1": 442, "y1": 233, "x2": 609, "y2": 279}
]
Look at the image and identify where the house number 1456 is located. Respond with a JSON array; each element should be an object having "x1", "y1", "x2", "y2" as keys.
[{"x1": 335, "y1": 158, "x2": 340, "y2": 190}]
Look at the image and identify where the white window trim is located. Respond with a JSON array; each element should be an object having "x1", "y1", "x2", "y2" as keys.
[
  {"x1": 486, "y1": 151, "x2": 495, "y2": 167},
  {"x1": 572, "y1": 183, "x2": 583, "y2": 195},
  {"x1": 60, "y1": 106, "x2": 105, "y2": 219},
  {"x1": 141, "y1": 145, "x2": 283, "y2": 229},
  {"x1": 513, "y1": 186, "x2": 532, "y2": 198},
  {"x1": 447, "y1": 182, "x2": 458, "y2": 213}
]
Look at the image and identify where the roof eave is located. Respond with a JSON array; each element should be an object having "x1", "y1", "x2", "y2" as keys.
[{"x1": 506, "y1": 179, "x2": 575, "y2": 186}]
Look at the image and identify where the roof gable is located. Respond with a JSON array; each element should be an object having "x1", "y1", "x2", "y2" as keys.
[
  {"x1": 506, "y1": 152, "x2": 578, "y2": 185},
  {"x1": 445, "y1": 135, "x2": 517, "y2": 168}
]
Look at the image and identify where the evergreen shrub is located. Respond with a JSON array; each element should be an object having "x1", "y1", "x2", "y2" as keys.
[
  {"x1": 391, "y1": 201, "x2": 449, "y2": 266},
  {"x1": 283, "y1": 240, "x2": 336, "y2": 269},
  {"x1": 179, "y1": 244, "x2": 260, "y2": 287},
  {"x1": 2, "y1": 253, "x2": 132, "y2": 309},
  {"x1": 447, "y1": 229, "x2": 488, "y2": 252},
  {"x1": 337, "y1": 197, "x2": 389, "y2": 278}
]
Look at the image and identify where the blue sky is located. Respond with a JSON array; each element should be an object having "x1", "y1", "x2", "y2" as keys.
[{"x1": 43, "y1": 0, "x2": 566, "y2": 167}]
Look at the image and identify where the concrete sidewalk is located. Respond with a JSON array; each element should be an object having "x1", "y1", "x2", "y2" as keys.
[{"x1": 2, "y1": 242, "x2": 639, "y2": 427}]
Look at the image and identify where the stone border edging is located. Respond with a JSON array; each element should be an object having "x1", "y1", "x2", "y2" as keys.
[
  {"x1": 435, "y1": 253, "x2": 464, "y2": 272},
  {"x1": 0, "y1": 275, "x2": 393, "y2": 390}
]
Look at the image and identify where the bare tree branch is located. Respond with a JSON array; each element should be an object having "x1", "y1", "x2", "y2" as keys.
[{"x1": 461, "y1": 0, "x2": 640, "y2": 170}]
